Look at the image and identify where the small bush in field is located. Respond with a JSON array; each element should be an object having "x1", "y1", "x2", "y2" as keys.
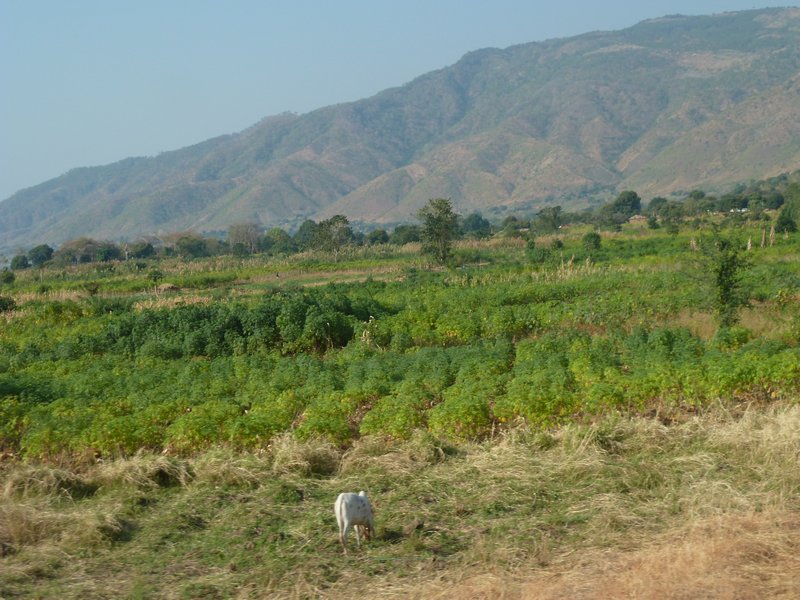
[
  {"x1": 0, "y1": 296, "x2": 16, "y2": 312},
  {"x1": 582, "y1": 231, "x2": 602, "y2": 252}
]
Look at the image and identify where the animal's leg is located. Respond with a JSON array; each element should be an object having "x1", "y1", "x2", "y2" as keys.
[{"x1": 340, "y1": 524, "x2": 348, "y2": 555}]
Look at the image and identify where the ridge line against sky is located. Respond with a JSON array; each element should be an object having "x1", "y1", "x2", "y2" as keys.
[{"x1": 0, "y1": 1, "x2": 789, "y2": 201}]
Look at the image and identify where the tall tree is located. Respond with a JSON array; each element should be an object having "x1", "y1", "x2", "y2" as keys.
[
  {"x1": 10, "y1": 255, "x2": 29, "y2": 270},
  {"x1": 366, "y1": 229, "x2": 389, "y2": 245},
  {"x1": 228, "y1": 222, "x2": 261, "y2": 255},
  {"x1": 417, "y1": 198, "x2": 460, "y2": 264},
  {"x1": 174, "y1": 234, "x2": 209, "y2": 259},
  {"x1": 129, "y1": 240, "x2": 156, "y2": 259},
  {"x1": 462, "y1": 212, "x2": 492, "y2": 238},
  {"x1": 389, "y1": 224, "x2": 421, "y2": 245},
  {"x1": 313, "y1": 215, "x2": 353, "y2": 260},
  {"x1": 263, "y1": 228, "x2": 296, "y2": 255},
  {"x1": 293, "y1": 219, "x2": 319, "y2": 251},
  {"x1": 27, "y1": 244, "x2": 54, "y2": 267},
  {"x1": 54, "y1": 238, "x2": 99, "y2": 265},
  {"x1": 613, "y1": 190, "x2": 642, "y2": 217},
  {"x1": 533, "y1": 206, "x2": 563, "y2": 233}
]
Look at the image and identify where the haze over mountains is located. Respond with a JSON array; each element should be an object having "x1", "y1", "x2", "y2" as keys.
[{"x1": 2, "y1": 7, "x2": 799, "y2": 252}]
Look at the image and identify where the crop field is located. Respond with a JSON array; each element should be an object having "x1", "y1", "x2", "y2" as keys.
[{"x1": 1, "y1": 223, "x2": 799, "y2": 598}]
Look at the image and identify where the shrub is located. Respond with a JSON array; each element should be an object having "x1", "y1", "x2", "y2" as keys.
[
  {"x1": 295, "y1": 392, "x2": 361, "y2": 444},
  {"x1": 582, "y1": 231, "x2": 602, "y2": 252},
  {"x1": 0, "y1": 296, "x2": 16, "y2": 313},
  {"x1": 360, "y1": 389, "x2": 427, "y2": 439},
  {"x1": 10, "y1": 255, "x2": 29, "y2": 270},
  {"x1": 165, "y1": 400, "x2": 242, "y2": 452}
]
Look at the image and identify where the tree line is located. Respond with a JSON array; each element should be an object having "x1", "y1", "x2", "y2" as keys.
[{"x1": 7, "y1": 175, "x2": 799, "y2": 271}]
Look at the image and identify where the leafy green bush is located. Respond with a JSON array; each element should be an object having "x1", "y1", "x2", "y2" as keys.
[
  {"x1": 165, "y1": 400, "x2": 242, "y2": 452},
  {"x1": 359, "y1": 389, "x2": 427, "y2": 440},
  {"x1": 0, "y1": 296, "x2": 17, "y2": 312}
]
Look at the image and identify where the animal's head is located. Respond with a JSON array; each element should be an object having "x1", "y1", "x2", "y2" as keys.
[{"x1": 363, "y1": 524, "x2": 373, "y2": 540}]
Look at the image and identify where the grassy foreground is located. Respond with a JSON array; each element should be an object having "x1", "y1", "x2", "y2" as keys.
[{"x1": 2, "y1": 401, "x2": 799, "y2": 599}]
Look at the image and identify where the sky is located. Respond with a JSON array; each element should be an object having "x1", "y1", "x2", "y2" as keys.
[{"x1": 0, "y1": 0, "x2": 789, "y2": 201}]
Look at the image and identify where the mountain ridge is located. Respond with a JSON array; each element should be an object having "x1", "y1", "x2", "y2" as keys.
[{"x1": 2, "y1": 7, "x2": 799, "y2": 251}]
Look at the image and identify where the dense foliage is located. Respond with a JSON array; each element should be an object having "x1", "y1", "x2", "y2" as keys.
[{"x1": 1, "y1": 216, "x2": 799, "y2": 460}]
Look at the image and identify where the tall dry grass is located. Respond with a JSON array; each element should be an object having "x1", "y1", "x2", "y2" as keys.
[
  {"x1": 2, "y1": 403, "x2": 799, "y2": 599},
  {"x1": 316, "y1": 405, "x2": 800, "y2": 599},
  {"x1": 407, "y1": 510, "x2": 800, "y2": 600}
]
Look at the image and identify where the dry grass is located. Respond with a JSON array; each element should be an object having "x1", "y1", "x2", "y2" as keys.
[
  {"x1": 395, "y1": 511, "x2": 800, "y2": 600},
  {"x1": 0, "y1": 496, "x2": 127, "y2": 557},
  {"x1": 191, "y1": 448, "x2": 274, "y2": 487},
  {"x1": 318, "y1": 405, "x2": 800, "y2": 600},
  {"x1": 664, "y1": 304, "x2": 795, "y2": 341},
  {"x1": 1, "y1": 464, "x2": 94, "y2": 501},
  {"x1": 92, "y1": 452, "x2": 193, "y2": 489},
  {"x1": 132, "y1": 294, "x2": 213, "y2": 311},
  {"x1": 270, "y1": 432, "x2": 341, "y2": 477},
  {"x1": 338, "y1": 431, "x2": 452, "y2": 476},
  {"x1": 12, "y1": 290, "x2": 86, "y2": 303},
  {"x1": 2, "y1": 404, "x2": 800, "y2": 599}
]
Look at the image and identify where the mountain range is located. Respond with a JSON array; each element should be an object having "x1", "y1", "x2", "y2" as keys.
[{"x1": 2, "y1": 7, "x2": 800, "y2": 252}]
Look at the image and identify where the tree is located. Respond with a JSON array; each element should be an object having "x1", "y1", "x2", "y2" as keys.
[
  {"x1": 417, "y1": 198, "x2": 460, "y2": 264},
  {"x1": 366, "y1": 229, "x2": 389, "y2": 245},
  {"x1": 771, "y1": 183, "x2": 800, "y2": 236},
  {"x1": 526, "y1": 238, "x2": 550, "y2": 265},
  {"x1": 94, "y1": 242, "x2": 123, "y2": 262},
  {"x1": 263, "y1": 228, "x2": 296, "y2": 255},
  {"x1": 533, "y1": 206, "x2": 562, "y2": 233},
  {"x1": 717, "y1": 193, "x2": 748, "y2": 212},
  {"x1": 764, "y1": 192, "x2": 785, "y2": 210},
  {"x1": 27, "y1": 244, "x2": 53, "y2": 267},
  {"x1": 688, "y1": 189, "x2": 706, "y2": 200},
  {"x1": 597, "y1": 190, "x2": 642, "y2": 229},
  {"x1": 174, "y1": 235, "x2": 209, "y2": 259},
  {"x1": 129, "y1": 240, "x2": 156, "y2": 259},
  {"x1": 313, "y1": 215, "x2": 353, "y2": 259},
  {"x1": 775, "y1": 209, "x2": 797, "y2": 233},
  {"x1": 389, "y1": 224, "x2": 421, "y2": 245},
  {"x1": 54, "y1": 238, "x2": 99, "y2": 265},
  {"x1": 700, "y1": 233, "x2": 752, "y2": 329},
  {"x1": 647, "y1": 197, "x2": 668, "y2": 215},
  {"x1": 10, "y1": 255, "x2": 30, "y2": 270},
  {"x1": 613, "y1": 190, "x2": 642, "y2": 217},
  {"x1": 293, "y1": 219, "x2": 319, "y2": 251},
  {"x1": 501, "y1": 215, "x2": 528, "y2": 237},
  {"x1": 228, "y1": 222, "x2": 261, "y2": 255},
  {"x1": 462, "y1": 212, "x2": 492, "y2": 238}
]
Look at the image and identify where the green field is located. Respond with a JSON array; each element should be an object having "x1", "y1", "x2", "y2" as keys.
[{"x1": 1, "y1": 223, "x2": 799, "y2": 597}]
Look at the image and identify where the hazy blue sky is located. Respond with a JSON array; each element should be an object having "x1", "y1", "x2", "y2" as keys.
[{"x1": 0, "y1": 1, "x2": 787, "y2": 200}]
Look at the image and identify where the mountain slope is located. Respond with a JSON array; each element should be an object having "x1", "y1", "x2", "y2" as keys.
[{"x1": 2, "y1": 8, "x2": 800, "y2": 250}]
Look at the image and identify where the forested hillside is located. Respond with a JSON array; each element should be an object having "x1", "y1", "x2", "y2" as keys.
[{"x1": 2, "y1": 8, "x2": 800, "y2": 253}]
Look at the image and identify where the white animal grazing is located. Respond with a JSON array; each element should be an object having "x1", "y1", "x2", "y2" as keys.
[{"x1": 334, "y1": 491, "x2": 375, "y2": 554}]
